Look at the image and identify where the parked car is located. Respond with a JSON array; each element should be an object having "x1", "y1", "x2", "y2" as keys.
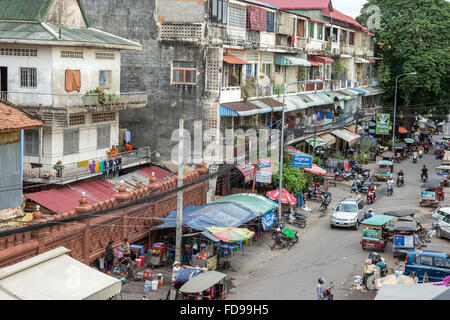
[
  {"x1": 404, "y1": 250, "x2": 450, "y2": 282},
  {"x1": 432, "y1": 206, "x2": 450, "y2": 240},
  {"x1": 330, "y1": 198, "x2": 366, "y2": 230}
]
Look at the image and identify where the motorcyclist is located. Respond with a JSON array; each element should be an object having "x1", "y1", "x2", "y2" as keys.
[
  {"x1": 421, "y1": 165, "x2": 428, "y2": 180},
  {"x1": 412, "y1": 150, "x2": 418, "y2": 162},
  {"x1": 397, "y1": 169, "x2": 405, "y2": 185},
  {"x1": 364, "y1": 208, "x2": 374, "y2": 220},
  {"x1": 317, "y1": 278, "x2": 325, "y2": 300},
  {"x1": 418, "y1": 148, "x2": 423, "y2": 157},
  {"x1": 387, "y1": 176, "x2": 394, "y2": 194}
]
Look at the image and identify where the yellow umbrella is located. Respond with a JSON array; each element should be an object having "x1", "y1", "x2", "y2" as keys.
[{"x1": 205, "y1": 226, "x2": 255, "y2": 243}]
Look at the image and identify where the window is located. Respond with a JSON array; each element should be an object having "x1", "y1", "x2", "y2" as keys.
[
  {"x1": 20, "y1": 67, "x2": 37, "y2": 87},
  {"x1": 172, "y1": 62, "x2": 197, "y2": 85},
  {"x1": 0, "y1": 48, "x2": 37, "y2": 56},
  {"x1": 336, "y1": 203, "x2": 357, "y2": 212},
  {"x1": 349, "y1": 32, "x2": 355, "y2": 45},
  {"x1": 210, "y1": 0, "x2": 228, "y2": 24},
  {"x1": 96, "y1": 52, "x2": 115, "y2": 60},
  {"x1": 24, "y1": 130, "x2": 39, "y2": 156},
  {"x1": 229, "y1": 4, "x2": 246, "y2": 29},
  {"x1": 92, "y1": 112, "x2": 116, "y2": 123},
  {"x1": 97, "y1": 125, "x2": 110, "y2": 149},
  {"x1": 63, "y1": 128, "x2": 79, "y2": 155},
  {"x1": 69, "y1": 113, "x2": 85, "y2": 126},
  {"x1": 317, "y1": 24, "x2": 323, "y2": 40},
  {"x1": 266, "y1": 12, "x2": 274, "y2": 32},
  {"x1": 309, "y1": 22, "x2": 315, "y2": 39},
  {"x1": 297, "y1": 20, "x2": 305, "y2": 38},
  {"x1": 61, "y1": 50, "x2": 83, "y2": 59},
  {"x1": 99, "y1": 70, "x2": 112, "y2": 89},
  {"x1": 434, "y1": 257, "x2": 450, "y2": 269},
  {"x1": 262, "y1": 64, "x2": 272, "y2": 79},
  {"x1": 419, "y1": 255, "x2": 434, "y2": 266}
]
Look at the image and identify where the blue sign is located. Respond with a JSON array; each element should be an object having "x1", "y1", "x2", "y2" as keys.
[
  {"x1": 261, "y1": 210, "x2": 276, "y2": 231},
  {"x1": 290, "y1": 153, "x2": 313, "y2": 169}
]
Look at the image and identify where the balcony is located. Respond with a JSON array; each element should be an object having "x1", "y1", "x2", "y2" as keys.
[
  {"x1": 305, "y1": 81, "x2": 324, "y2": 92},
  {"x1": 331, "y1": 42, "x2": 340, "y2": 55},
  {"x1": 340, "y1": 43, "x2": 355, "y2": 55},
  {"x1": 23, "y1": 147, "x2": 151, "y2": 185},
  {"x1": 330, "y1": 80, "x2": 348, "y2": 90},
  {"x1": 220, "y1": 87, "x2": 242, "y2": 104},
  {"x1": 2, "y1": 91, "x2": 148, "y2": 111}
]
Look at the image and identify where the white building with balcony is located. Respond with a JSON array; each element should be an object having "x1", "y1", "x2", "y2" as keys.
[{"x1": 0, "y1": 0, "x2": 148, "y2": 184}]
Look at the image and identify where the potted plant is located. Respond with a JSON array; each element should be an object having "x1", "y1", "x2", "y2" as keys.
[{"x1": 53, "y1": 161, "x2": 63, "y2": 178}]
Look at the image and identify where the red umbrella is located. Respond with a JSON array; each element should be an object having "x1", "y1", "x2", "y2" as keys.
[
  {"x1": 304, "y1": 164, "x2": 327, "y2": 175},
  {"x1": 266, "y1": 188, "x2": 297, "y2": 205}
]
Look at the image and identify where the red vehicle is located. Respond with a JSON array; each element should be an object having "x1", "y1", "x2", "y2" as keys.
[
  {"x1": 367, "y1": 190, "x2": 376, "y2": 205},
  {"x1": 420, "y1": 180, "x2": 445, "y2": 207}
]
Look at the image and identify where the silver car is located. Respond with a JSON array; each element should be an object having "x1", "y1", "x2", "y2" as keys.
[
  {"x1": 432, "y1": 206, "x2": 450, "y2": 240},
  {"x1": 330, "y1": 198, "x2": 366, "y2": 230}
]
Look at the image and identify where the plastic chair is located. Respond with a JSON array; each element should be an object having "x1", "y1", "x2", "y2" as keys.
[
  {"x1": 113, "y1": 266, "x2": 120, "y2": 274},
  {"x1": 220, "y1": 244, "x2": 233, "y2": 257}
]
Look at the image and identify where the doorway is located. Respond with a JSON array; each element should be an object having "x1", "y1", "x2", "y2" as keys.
[{"x1": 0, "y1": 67, "x2": 7, "y2": 100}]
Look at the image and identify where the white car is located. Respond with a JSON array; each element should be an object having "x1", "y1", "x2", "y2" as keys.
[
  {"x1": 432, "y1": 206, "x2": 450, "y2": 240},
  {"x1": 330, "y1": 198, "x2": 366, "y2": 230}
]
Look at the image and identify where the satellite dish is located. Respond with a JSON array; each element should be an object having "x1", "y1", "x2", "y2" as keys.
[
  {"x1": 257, "y1": 73, "x2": 271, "y2": 86},
  {"x1": 272, "y1": 72, "x2": 284, "y2": 87}
]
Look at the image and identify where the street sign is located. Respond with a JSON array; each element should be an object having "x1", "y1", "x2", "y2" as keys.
[
  {"x1": 290, "y1": 153, "x2": 313, "y2": 169},
  {"x1": 376, "y1": 113, "x2": 390, "y2": 135}
]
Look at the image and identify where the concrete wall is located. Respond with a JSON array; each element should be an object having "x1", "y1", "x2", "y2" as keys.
[
  {"x1": 0, "y1": 44, "x2": 53, "y2": 106},
  {"x1": 158, "y1": 0, "x2": 206, "y2": 23},
  {"x1": 81, "y1": 0, "x2": 207, "y2": 159}
]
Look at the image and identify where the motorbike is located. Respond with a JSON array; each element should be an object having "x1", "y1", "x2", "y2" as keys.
[
  {"x1": 360, "y1": 179, "x2": 374, "y2": 194},
  {"x1": 397, "y1": 175, "x2": 404, "y2": 187},
  {"x1": 351, "y1": 178, "x2": 362, "y2": 192},
  {"x1": 319, "y1": 193, "x2": 332, "y2": 212},
  {"x1": 367, "y1": 190, "x2": 376, "y2": 205},
  {"x1": 306, "y1": 187, "x2": 323, "y2": 201},
  {"x1": 421, "y1": 172, "x2": 428, "y2": 183},
  {"x1": 352, "y1": 165, "x2": 371, "y2": 179},
  {"x1": 412, "y1": 154, "x2": 417, "y2": 163},
  {"x1": 418, "y1": 150, "x2": 423, "y2": 158},
  {"x1": 424, "y1": 145, "x2": 429, "y2": 153},
  {"x1": 342, "y1": 170, "x2": 355, "y2": 181},
  {"x1": 287, "y1": 211, "x2": 307, "y2": 228},
  {"x1": 322, "y1": 282, "x2": 334, "y2": 300},
  {"x1": 270, "y1": 230, "x2": 289, "y2": 250},
  {"x1": 387, "y1": 184, "x2": 394, "y2": 197}
]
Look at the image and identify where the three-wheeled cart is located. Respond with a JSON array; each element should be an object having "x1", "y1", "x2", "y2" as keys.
[
  {"x1": 420, "y1": 180, "x2": 445, "y2": 207},
  {"x1": 178, "y1": 271, "x2": 227, "y2": 300},
  {"x1": 360, "y1": 215, "x2": 395, "y2": 252}
]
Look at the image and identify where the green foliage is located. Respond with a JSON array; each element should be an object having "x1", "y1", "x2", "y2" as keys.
[
  {"x1": 273, "y1": 161, "x2": 307, "y2": 197},
  {"x1": 87, "y1": 87, "x2": 107, "y2": 106},
  {"x1": 360, "y1": 137, "x2": 377, "y2": 153},
  {"x1": 241, "y1": 77, "x2": 256, "y2": 102},
  {"x1": 357, "y1": 0, "x2": 450, "y2": 119},
  {"x1": 359, "y1": 151, "x2": 368, "y2": 164},
  {"x1": 273, "y1": 85, "x2": 284, "y2": 96}
]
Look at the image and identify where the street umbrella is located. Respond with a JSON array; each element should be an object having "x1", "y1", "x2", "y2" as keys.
[
  {"x1": 205, "y1": 226, "x2": 255, "y2": 243},
  {"x1": 266, "y1": 188, "x2": 297, "y2": 205},
  {"x1": 304, "y1": 164, "x2": 327, "y2": 175},
  {"x1": 404, "y1": 138, "x2": 415, "y2": 144}
]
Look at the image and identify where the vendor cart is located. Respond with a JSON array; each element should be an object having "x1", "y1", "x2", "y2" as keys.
[
  {"x1": 179, "y1": 271, "x2": 227, "y2": 300},
  {"x1": 420, "y1": 180, "x2": 445, "y2": 207},
  {"x1": 150, "y1": 242, "x2": 167, "y2": 267},
  {"x1": 361, "y1": 215, "x2": 394, "y2": 252}
]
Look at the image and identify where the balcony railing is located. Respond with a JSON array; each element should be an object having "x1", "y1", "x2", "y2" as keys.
[
  {"x1": 1, "y1": 91, "x2": 148, "y2": 110},
  {"x1": 330, "y1": 80, "x2": 348, "y2": 90},
  {"x1": 339, "y1": 43, "x2": 355, "y2": 55},
  {"x1": 23, "y1": 147, "x2": 151, "y2": 184}
]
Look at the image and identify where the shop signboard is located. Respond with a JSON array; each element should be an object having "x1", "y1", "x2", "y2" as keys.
[
  {"x1": 376, "y1": 113, "x2": 391, "y2": 135},
  {"x1": 394, "y1": 235, "x2": 414, "y2": 248},
  {"x1": 255, "y1": 158, "x2": 273, "y2": 183},
  {"x1": 290, "y1": 153, "x2": 313, "y2": 169},
  {"x1": 362, "y1": 228, "x2": 380, "y2": 240}
]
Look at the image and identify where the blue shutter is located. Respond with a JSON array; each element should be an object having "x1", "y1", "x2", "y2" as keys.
[{"x1": 267, "y1": 12, "x2": 274, "y2": 32}]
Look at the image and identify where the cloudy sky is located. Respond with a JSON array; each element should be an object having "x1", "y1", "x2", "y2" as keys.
[{"x1": 332, "y1": 0, "x2": 368, "y2": 18}]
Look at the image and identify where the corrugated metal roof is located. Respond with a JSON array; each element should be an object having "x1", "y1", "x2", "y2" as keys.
[
  {"x1": 0, "y1": 22, "x2": 55, "y2": 41},
  {"x1": 137, "y1": 166, "x2": 172, "y2": 181},
  {"x1": 0, "y1": 0, "x2": 52, "y2": 21}
]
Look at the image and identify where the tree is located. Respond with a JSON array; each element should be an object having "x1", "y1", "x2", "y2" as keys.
[
  {"x1": 357, "y1": 0, "x2": 450, "y2": 125},
  {"x1": 273, "y1": 160, "x2": 307, "y2": 197}
]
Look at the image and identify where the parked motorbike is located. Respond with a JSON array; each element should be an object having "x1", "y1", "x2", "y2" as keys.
[
  {"x1": 323, "y1": 282, "x2": 334, "y2": 300},
  {"x1": 270, "y1": 229, "x2": 289, "y2": 250},
  {"x1": 352, "y1": 165, "x2": 371, "y2": 179},
  {"x1": 397, "y1": 175, "x2": 404, "y2": 187},
  {"x1": 367, "y1": 190, "x2": 376, "y2": 205},
  {"x1": 351, "y1": 178, "x2": 362, "y2": 192},
  {"x1": 306, "y1": 187, "x2": 323, "y2": 201},
  {"x1": 343, "y1": 170, "x2": 355, "y2": 180},
  {"x1": 287, "y1": 211, "x2": 307, "y2": 228},
  {"x1": 319, "y1": 193, "x2": 332, "y2": 212},
  {"x1": 360, "y1": 179, "x2": 374, "y2": 194}
]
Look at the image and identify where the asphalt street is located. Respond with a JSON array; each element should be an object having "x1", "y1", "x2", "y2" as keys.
[{"x1": 228, "y1": 124, "x2": 450, "y2": 300}]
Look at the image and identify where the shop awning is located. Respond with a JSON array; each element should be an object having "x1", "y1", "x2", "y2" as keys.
[
  {"x1": 307, "y1": 59, "x2": 321, "y2": 67},
  {"x1": 214, "y1": 193, "x2": 277, "y2": 215},
  {"x1": 315, "y1": 91, "x2": 335, "y2": 104},
  {"x1": 348, "y1": 87, "x2": 367, "y2": 95},
  {"x1": 249, "y1": 99, "x2": 275, "y2": 114},
  {"x1": 305, "y1": 136, "x2": 328, "y2": 148},
  {"x1": 179, "y1": 271, "x2": 227, "y2": 294},
  {"x1": 319, "y1": 132, "x2": 336, "y2": 145},
  {"x1": 258, "y1": 97, "x2": 284, "y2": 112},
  {"x1": 223, "y1": 53, "x2": 248, "y2": 65},
  {"x1": 399, "y1": 126, "x2": 408, "y2": 134},
  {"x1": 275, "y1": 54, "x2": 311, "y2": 67},
  {"x1": 325, "y1": 91, "x2": 346, "y2": 101},
  {"x1": 305, "y1": 93, "x2": 328, "y2": 106},
  {"x1": 334, "y1": 90, "x2": 352, "y2": 100},
  {"x1": 220, "y1": 101, "x2": 265, "y2": 117},
  {"x1": 0, "y1": 247, "x2": 122, "y2": 300},
  {"x1": 309, "y1": 56, "x2": 334, "y2": 63},
  {"x1": 362, "y1": 86, "x2": 385, "y2": 96},
  {"x1": 338, "y1": 89, "x2": 358, "y2": 97},
  {"x1": 369, "y1": 59, "x2": 376, "y2": 64},
  {"x1": 331, "y1": 128, "x2": 361, "y2": 146},
  {"x1": 355, "y1": 58, "x2": 370, "y2": 64},
  {"x1": 274, "y1": 96, "x2": 308, "y2": 112}
]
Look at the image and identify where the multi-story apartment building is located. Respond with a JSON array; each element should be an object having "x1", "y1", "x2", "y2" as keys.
[
  {"x1": 0, "y1": 0, "x2": 149, "y2": 185},
  {"x1": 80, "y1": 0, "x2": 383, "y2": 167}
]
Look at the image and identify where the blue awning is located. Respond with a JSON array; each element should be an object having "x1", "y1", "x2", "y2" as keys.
[
  {"x1": 275, "y1": 55, "x2": 311, "y2": 67},
  {"x1": 348, "y1": 87, "x2": 367, "y2": 95},
  {"x1": 220, "y1": 105, "x2": 239, "y2": 117}
]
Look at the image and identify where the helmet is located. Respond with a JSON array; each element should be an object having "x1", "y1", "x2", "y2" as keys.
[
  {"x1": 318, "y1": 277, "x2": 325, "y2": 283},
  {"x1": 277, "y1": 228, "x2": 281, "y2": 232},
  {"x1": 369, "y1": 208, "x2": 373, "y2": 212}
]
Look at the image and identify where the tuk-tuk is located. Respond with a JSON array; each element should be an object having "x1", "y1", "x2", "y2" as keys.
[
  {"x1": 442, "y1": 150, "x2": 450, "y2": 165},
  {"x1": 381, "y1": 151, "x2": 394, "y2": 162},
  {"x1": 375, "y1": 160, "x2": 393, "y2": 181},
  {"x1": 383, "y1": 209, "x2": 427, "y2": 241},
  {"x1": 436, "y1": 165, "x2": 450, "y2": 187},
  {"x1": 361, "y1": 215, "x2": 395, "y2": 252},
  {"x1": 178, "y1": 271, "x2": 227, "y2": 300},
  {"x1": 435, "y1": 144, "x2": 445, "y2": 159},
  {"x1": 420, "y1": 180, "x2": 445, "y2": 207},
  {"x1": 391, "y1": 221, "x2": 422, "y2": 258},
  {"x1": 394, "y1": 143, "x2": 407, "y2": 160}
]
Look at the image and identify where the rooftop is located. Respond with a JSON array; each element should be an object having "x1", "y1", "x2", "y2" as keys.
[{"x1": 0, "y1": 101, "x2": 42, "y2": 132}]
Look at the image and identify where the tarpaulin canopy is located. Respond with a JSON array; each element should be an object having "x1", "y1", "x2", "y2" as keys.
[
  {"x1": 399, "y1": 126, "x2": 408, "y2": 134},
  {"x1": 362, "y1": 215, "x2": 395, "y2": 226},
  {"x1": 305, "y1": 136, "x2": 328, "y2": 147},
  {"x1": 319, "y1": 133, "x2": 336, "y2": 146},
  {"x1": 0, "y1": 247, "x2": 121, "y2": 300},
  {"x1": 274, "y1": 95, "x2": 308, "y2": 112},
  {"x1": 213, "y1": 193, "x2": 277, "y2": 215},
  {"x1": 179, "y1": 271, "x2": 227, "y2": 294},
  {"x1": 348, "y1": 87, "x2": 367, "y2": 95},
  {"x1": 315, "y1": 91, "x2": 335, "y2": 104},
  {"x1": 205, "y1": 226, "x2": 255, "y2": 243},
  {"x1": 355, "y1": 58, "x2": 370, "y2": 64},
  {"x1": 153, "y1": 203, "x2": 259, "y2": 231},
  {"x1": 309, "y1": 56, "x2": 334, "y2": 63},
  {"x1": 331, "y1": 129, "x2": 361, "y2": 146}
]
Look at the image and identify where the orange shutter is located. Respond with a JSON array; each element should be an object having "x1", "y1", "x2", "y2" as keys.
[{"x1": 65, "y1": 70, "x2": 81, "y2": 92}]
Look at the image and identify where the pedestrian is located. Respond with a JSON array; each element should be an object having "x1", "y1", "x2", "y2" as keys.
[
  {"x1": 172, "y1": 261, "x2": 181, "y2": 285},
  {"x1": 317, "y1": 277, "x2": 325, "y2": 300},
  {"x1": 123, "y1": 238, "x2": 131, "y2": 259},
  {"x1": 105, "y1": 241, "x2": 115, "y2": 274},
  {"x1": 364, "y1": 208, "x2": 374, "y2": 220}
]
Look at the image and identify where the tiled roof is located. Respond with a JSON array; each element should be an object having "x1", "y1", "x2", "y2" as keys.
[
  {"x1": 262, "y1": 0, "x2": 332, "y2": 10},
  {"x1": 0, "y1": 101, "x2": 42, "y2": 132}
]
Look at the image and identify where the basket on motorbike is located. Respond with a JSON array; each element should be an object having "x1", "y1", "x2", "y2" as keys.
[{"x1": 282, "y1": 228, "x2": 297, "y2": 239}]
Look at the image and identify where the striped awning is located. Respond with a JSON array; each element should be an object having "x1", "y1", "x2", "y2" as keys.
[
  {"x1": 325, "y1": 91, "x2": 347, "y2": 101},
  {"x1": 275, "y1": 55, "x2": 311, "y2": 67},
  {"x1": 315, "y1": 91, "x2": 335, "y2": 104},
  {"x1": 305, "y1": 93, "x2": 328, "y2": 106},
  {"x1": 339, "y1": 89, "x2": 358, "y2": 97},
  {"x1": 348, "y1": 87, "x2": 367, "y2": 95},
  {"x1": 220, "y1": 105, "x2": 239, "y2": 117}
]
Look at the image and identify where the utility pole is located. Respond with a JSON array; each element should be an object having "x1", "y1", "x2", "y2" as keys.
[{"x1": 175, "y1": 119, "x2": 184, "y2": 263}]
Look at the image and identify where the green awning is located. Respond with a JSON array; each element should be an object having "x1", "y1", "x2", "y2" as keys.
[
  {"x1": 275, "y1": 55, "x2": 311, "y2": 67},
  {"x1": 213, "y1": 193, "x2": 277, "y2": 215},
  {"x1": 362, "y1": 215, "x2": 395, "y2": 226},
  {"x1": 305, "y1": 136, "x2": 327, "y2": 147},
  {"x1": 315, "y1": 91, "x2": 335, "y2": 104}
]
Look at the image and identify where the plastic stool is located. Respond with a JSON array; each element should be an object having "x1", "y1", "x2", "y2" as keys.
[
  {"x1": 143, "y1": 269, "x2": 153, "y2": 281},
  {"x1": 113, "y1": 266, "x2": 120, "y2": 273}
]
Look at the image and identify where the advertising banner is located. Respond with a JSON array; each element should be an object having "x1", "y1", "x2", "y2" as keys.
[
  {"x1": 376, "y1": 113, "x2": 390, "y2": 135},
  {"x1": 255, "y1": 159, "x2": 273, "y2": 183}
]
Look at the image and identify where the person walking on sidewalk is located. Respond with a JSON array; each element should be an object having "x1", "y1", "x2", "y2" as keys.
[{"x1": 105, "y1": 241, "x2": 115, "y2": 274}]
